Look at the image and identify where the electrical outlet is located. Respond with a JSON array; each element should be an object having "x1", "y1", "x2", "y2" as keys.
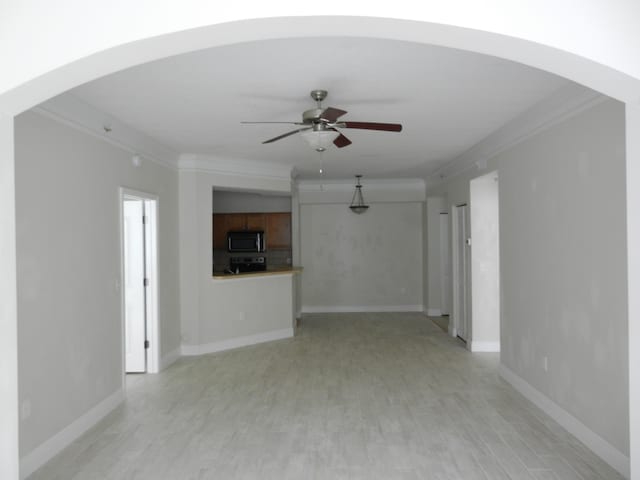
[
  {"x1": 239, "y1": 311, "x2": 246, "y2": 321},
  {"x1": 543, "y1": 356, "x2": 549, "y2": 372},
  {"x1": 21, "y1": 399, "x2": 31, "y2": 420}
]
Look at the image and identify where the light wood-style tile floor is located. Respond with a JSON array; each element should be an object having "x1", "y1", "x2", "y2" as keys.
[{"x1": 29, "y1": 313, "x2": 624, "y2": 479}]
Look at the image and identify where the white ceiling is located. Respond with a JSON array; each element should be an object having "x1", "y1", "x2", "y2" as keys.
[{"x1": 70, "y1": 37, "x2": 569, "y2": 179}]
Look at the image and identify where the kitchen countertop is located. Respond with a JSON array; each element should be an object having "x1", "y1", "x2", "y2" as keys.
[{"x1": 212, "y1": 266, "x2": 303, "y2": 280}]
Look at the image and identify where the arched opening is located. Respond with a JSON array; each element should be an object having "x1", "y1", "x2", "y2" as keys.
[{"x1": 2, "y1": 13, "x2": 639, "y2": 480}]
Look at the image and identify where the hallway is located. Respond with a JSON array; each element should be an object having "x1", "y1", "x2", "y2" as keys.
[{"x1": 29, "y1": 313, "x2": 622, "y2": 479}]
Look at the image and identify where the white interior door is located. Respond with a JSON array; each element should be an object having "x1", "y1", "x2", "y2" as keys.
[
  {"x1": 124, "y1": 200, "x2": 146, "y2": 373},
  {"x1": 439, "y1": 213, "x2": 451, "y2": 316},
  {"x1": 454, "y1": 204, "x2": 471, "y2": 342}
]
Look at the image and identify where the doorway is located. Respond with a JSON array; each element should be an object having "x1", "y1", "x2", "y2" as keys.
[
  {"x1": 120, "y1": 188, "x2": 159, "y2": 376},
  {"x1": 439, "y1": 212, "x2": 451, "y2": 316},
  {"x1": 451, "y1": 203, "x2": 471, "y2": 343}
]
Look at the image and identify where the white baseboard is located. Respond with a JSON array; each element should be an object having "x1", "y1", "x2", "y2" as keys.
[
  {"x1": 160, "y1": 347, "x2": 181, "y2": 371},
  {"x1": 20, "y1": 388, "x2": 124, "y2": 479},
  {"x1": 498, "y1": 365, "x2": 629, "y2": 479},
  {"x1": 181, "y1": 327, "x2": 294, "y2": 356},
  {"x1": 301, "y1": 305, "x2": 424, "y2": 314},
  {"x1": 425, "y1": 308, "x2": 442, "y2": 317},
  {"x1": 470, "y1": 341, "x2": 500, "y2": 352}
]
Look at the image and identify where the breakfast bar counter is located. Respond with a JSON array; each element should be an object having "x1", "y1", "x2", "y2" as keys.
[{"x1": 212, "y1": 266, "x2": 302, "y2": 280}]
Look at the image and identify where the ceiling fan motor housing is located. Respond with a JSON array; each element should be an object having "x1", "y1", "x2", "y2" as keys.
[{"x1": 302, "y1": 108, "x2": 326, "y2": 123}]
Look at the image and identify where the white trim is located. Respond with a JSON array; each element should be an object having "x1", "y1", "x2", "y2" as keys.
[
  {"x1": 19, "y1": 389, "x2": 124, "y2": 480},
  {"x1": 470, "y1": 341, "x2": 500, "y2": 352},
  {"x1": 498, "y1": 364, "x2": 630, "y2": 479},
  {"x1": 626, "y1": 104, "x2": 640, "y2": 480},
  {"x1": 297, "y1": 178, "x2": 426, "y2": 191},
  {"x1": 33, "y1": 93, "x2": 179, "y2": 170},
  {"x1": 425, "y1": 84, "x2": 607, "y2": 190},
  {"x1": 160, "y1": 348, "x2": 181, "y2": 371},
  {"x1": 301, "y1": 305, "x2": 424, "y2": 313},
  {"x1": 181, "y1": 328, "x2": 294, "y2": 356},
  {"x1": 426, "y1": 308, "x2": 442, "y2": 317}
]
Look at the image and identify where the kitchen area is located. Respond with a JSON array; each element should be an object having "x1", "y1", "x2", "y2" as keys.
[{"x1": 211, "y1": 189, "x2": 299, "y2": 278}]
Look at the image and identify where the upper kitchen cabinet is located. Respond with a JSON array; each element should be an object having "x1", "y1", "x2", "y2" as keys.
[
  {"x1": 266, "y1": 212, "x2": 291, "y2": 250},
  {"x1": 246, "y1": 213, "x2": 266, "y2": 231},
  {"x1": 212, "y1": 214, "x2": 228, "y2": 249},
  {"x1": 213, "y1": 212, "x2": 291, "y2": 251}
]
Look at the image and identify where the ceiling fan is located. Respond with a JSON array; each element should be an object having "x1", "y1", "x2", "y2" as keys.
[{"x1": 241, "y1": 90, "x2": 402, "y2": 152}]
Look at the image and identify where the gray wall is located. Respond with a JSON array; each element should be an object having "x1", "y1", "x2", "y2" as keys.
[
  {"x1": 212, "y1": 190, "x2": 291, "y2": 213},
  {"x1": 430, "y1": 98, "x2": 628, "y2": 455},
  {"x1": 300, "y1": 202, "x2": 423, "y2": 311},
  {"x1": 15, "y1": 111, "x2": 181, "y2": 456},
  {"x1": 499, "y1": 99, "x2": 628, "y2": 454},
  {"x1": 180, "y1": 169, "x2": 293, "y2": 348}
]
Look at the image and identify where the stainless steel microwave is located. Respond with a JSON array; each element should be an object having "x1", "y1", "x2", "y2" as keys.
[{"x1": 227, "y1": 231, "x2": 265, "y2": 253}]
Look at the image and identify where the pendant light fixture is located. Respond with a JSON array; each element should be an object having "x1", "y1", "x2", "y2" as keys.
[{"x1": 349, "y1": 175, "x2": 369, "y2": 214}]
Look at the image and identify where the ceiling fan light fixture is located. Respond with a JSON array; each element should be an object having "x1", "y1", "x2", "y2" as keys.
[
  {"x1": 300, "y1": 128, "x2": 340, "y2": 152},
  {"x1": 349, "y1": 175, "x2": 370, "y2": 214}
]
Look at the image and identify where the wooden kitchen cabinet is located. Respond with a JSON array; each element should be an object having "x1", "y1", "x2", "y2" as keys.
[
  {"x1": 245, "y1": 213, "x2": 266, "y2": 231},
  {"x1": 212, "y1": 214, "x2": 228, "y2": 249},
  {"x1": 213, "y1": 212, "x2": 291, "y2": 250},
  {"x1": 225, "y1": 214, "x2": 247, "y2": 232},
  {"x1": 266, "y1": 212, "x2": 291, "y2": 250},
  {"x1": 213, "y1": 214, "x2": 247, "y2": 249}
]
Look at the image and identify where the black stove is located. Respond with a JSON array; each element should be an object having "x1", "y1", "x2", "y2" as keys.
[{"x1": 229, "y1": 256, "x2": 267, "y2": 273}]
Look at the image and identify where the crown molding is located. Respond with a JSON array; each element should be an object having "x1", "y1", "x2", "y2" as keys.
[
  {"x1": 178, "y1": 154, "x2": 293, "y2": 180},
  {"x1": 297, "y1": 177, "x2": 425, "y2": 191},
  {"x1": 297, "y1": 177, "x2": 426, "y2": 204},
  {"x1": 425, "y1": 84, "x2": 608, "y2": 191},
  {"x1": 32, "y1": 93, "x2": 180, "y2": 170}
]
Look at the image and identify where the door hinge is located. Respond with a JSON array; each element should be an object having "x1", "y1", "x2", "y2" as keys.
[
  {"x1": 142, "y1": 215, "x2": 147, "y2": 225},
  {"x1": 144, "y1": 339, "x2": 150, "y2": 349},
  {"x1": 143, "y1": 277, "x2": 149, "y2": 287}
]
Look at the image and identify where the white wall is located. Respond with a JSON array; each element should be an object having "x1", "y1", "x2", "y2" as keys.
[
  {"x1": 14, "y1": 110, "x2": 181, "y2": 458},
  {"x1": 430, "y1": 99, "x2": 628, "y2": 464},
  {"x1": 469, "y1": 171, "x2": 500, "y2": 351},
  {"x1": 179, "y1": 169, "x2": 294, "y2": 349},
  {"x1": 3, "y1": 2, "x2": 640, "y2": 114},
  {"x1": 212, "y1": 190, "x2": 291, "y2": 213},
  {"x1": 0, "y1": 114, "x2": 19, "y2": 480},
  {"x1": 300, "y1": 202, "x2": 423, "y2": 312}
]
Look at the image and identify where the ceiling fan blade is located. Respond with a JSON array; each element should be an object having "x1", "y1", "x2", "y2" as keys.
[
  {"x1": 241, "y1": 121, "x2": 305, "y2": 125},
  {"x1": 321, "y1": 107, "x2": 347, "y2": 122},
  {"x1": 342, "y1": 121, "x2": 402, "y2": 132},
  {"x1": 262, "y1": 127, "x2": 311, "y2": 144},
  {"x1": 333, "y1": 132, "x2": 352, "y2": 148}
]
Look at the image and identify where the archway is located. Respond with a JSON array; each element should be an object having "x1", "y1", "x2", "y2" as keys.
[{"x1": 1, "y1": 11, "x2": 640, "y2": 479}]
